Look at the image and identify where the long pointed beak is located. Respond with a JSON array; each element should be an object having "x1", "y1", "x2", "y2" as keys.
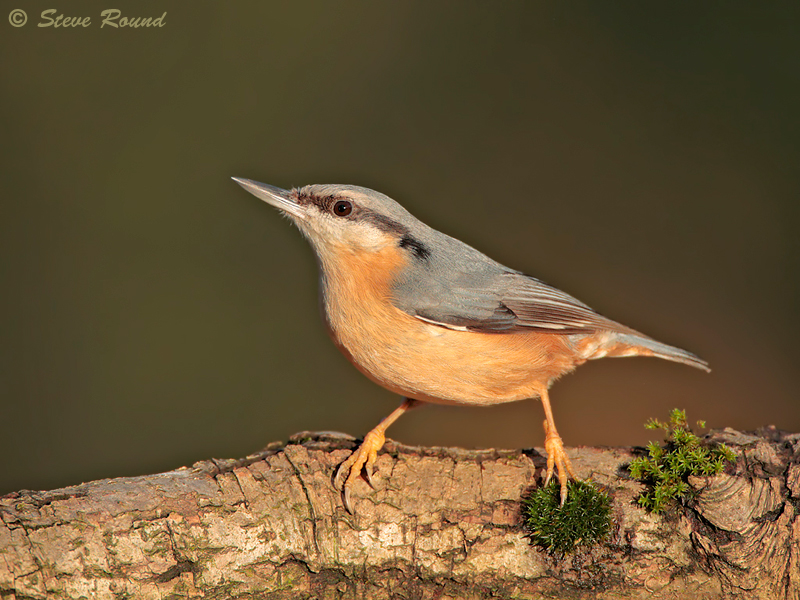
[{"x1": 231, "y1": 177, "x2": 306, "y2": 220}]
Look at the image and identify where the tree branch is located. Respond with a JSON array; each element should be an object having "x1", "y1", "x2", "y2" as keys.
[{"x1": 1, "y1": 428, "x2": 798, "y2": 599}]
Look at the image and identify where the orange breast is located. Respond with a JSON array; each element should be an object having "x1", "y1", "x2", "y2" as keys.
[{"x1": 319, "y1": 245, "x2": 582, "y2": 406}]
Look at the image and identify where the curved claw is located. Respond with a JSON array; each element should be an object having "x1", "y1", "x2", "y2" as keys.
[
  {"x1": 543, "y1": 419, "x2": 577, "y2": 506},
  {"x1": 334, "y1": 428, "x2": 386, "y2": 513},
  {"x1": 334, "y1": 457, "x2": 352, "y2": 492},
  {"x1": 364, "y1": 456, "x2": 378, "y2": 489},
  {"x1": 343, "y1": 481, "x2": 353, "y2": 515}
]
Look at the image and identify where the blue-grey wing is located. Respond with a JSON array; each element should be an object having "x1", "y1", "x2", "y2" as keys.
[{"x1": 393, "y1": 268, "x2": 625, "y2": 334}]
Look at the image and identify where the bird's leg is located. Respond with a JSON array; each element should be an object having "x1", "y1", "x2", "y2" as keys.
[
  {"x1": 539, "y1": 389, "x2": 577, "y2": 506},
  {"x1": 335, "y1": 397, "x2": 418, "y2": 513}
]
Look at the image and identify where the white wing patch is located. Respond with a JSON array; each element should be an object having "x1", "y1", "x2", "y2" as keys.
[{"x1": 414, "y1": 314, "x2": 470, "y2": 332}]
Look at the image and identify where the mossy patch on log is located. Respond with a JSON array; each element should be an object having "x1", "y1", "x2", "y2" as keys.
[
  {"x1": 628, "y1": 408, "x2": 737, "y2": 513},
  {"x1": 522, "y1": 479, "x2": 612, "y2": 554}
]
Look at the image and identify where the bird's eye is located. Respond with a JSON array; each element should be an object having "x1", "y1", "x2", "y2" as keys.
[{"x1": 332, "y1": 200, "x2": 352, "y2": 217}]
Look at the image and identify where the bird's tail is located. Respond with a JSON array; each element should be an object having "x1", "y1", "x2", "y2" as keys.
[{"x1": 608, "y1": 333, "x2": 710, "y2": 372}]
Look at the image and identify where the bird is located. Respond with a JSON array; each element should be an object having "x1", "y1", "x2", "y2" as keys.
[{"x1": 233, "y1": 177, "x2": 709, "y2": 513}]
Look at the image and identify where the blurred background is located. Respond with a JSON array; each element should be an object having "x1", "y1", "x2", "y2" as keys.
[{"x1": 1, "y1": 2, "x2": 798, "y2": 495}]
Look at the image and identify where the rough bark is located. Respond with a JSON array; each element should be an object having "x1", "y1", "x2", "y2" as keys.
[{"x1": 1, "y1": 427, "x2": 798, "y2": 600}]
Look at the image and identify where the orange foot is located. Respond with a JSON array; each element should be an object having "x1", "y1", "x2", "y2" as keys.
[
  {"x1": 543, "y1": 419, "x2": 577, "y2": 505},
  {"x1": 334, "y1": 428, "x2": 385, "y2": 513}
]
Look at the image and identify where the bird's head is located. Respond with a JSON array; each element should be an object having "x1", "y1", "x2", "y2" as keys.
[{"x1": 233, "y1": 178, "x2": 432, "y2": 264}]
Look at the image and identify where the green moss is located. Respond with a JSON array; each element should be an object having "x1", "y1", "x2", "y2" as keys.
[
  {"x1": 523, "y1": 479, "x2": 611, "y2": 554},
  {"x1": 628, "y1": 408, "x2": 737, "y2": 514}
]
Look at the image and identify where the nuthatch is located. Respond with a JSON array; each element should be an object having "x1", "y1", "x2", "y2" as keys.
[{"x1": 233, "y1": 177, "x2": 709, "y2": 512}]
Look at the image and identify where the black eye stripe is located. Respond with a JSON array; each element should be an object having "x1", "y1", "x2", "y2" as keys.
[{"x1": 301, "y1": 194, "x2": 413, "y2": 240}]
